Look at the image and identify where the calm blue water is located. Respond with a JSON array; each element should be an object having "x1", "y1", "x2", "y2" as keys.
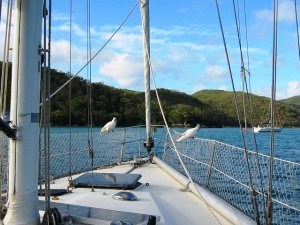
[
  {"x1": 179, "y1": 127, "x2": 300, "y2": 164},
  {"x1": 51, "y1": 127, "x2": 300, "y2": 164}
]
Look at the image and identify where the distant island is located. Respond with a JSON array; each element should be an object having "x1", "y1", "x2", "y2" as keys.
[{"x1": 1, "y1": 62, "x2": 300, "y2": 127}]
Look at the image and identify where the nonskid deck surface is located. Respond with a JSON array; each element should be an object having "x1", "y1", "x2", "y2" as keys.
[{"x1": 39, "y1": 162, "x2": 229, "y2": 225}]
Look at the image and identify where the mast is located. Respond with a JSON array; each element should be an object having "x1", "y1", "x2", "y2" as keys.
[
  {"x1": 140, "y1": 0, "x2": 153, "y2": 154},
  {"x1": 4, "y1": 0, "x2": 43, "y2": 224}
]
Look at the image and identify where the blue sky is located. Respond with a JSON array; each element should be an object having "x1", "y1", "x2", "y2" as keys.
[{"x1": 2, "y1": 0, "x2": 300, "y2": 99}]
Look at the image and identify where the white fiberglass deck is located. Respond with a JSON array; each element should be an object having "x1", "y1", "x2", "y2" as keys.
[{"x1": 39, "y1": 160, "x2": 234, "y2": 225}]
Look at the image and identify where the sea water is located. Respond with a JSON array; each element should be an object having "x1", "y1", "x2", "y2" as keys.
[{"x1": 51, "y1": 127, "x2": 300, "y2": 163}]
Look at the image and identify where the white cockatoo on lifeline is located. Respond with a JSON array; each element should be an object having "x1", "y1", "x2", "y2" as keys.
[
  {"x1": 100, "y1": 117, "x2": 117, "y2": 134},
  {"x1": 176, "y1": 124, "x2": 200, "y2": 142}
]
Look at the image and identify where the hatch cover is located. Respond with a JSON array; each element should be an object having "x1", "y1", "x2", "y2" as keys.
[{"x1": 72, "y1": 173, "x2": 142, "y2": 190}]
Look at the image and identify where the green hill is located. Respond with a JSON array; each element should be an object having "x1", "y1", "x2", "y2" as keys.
[
  {"x1": 280, "y1": 95, "x2": 300, "y2": 106},
  {"x1": 48, "y1": 72, "x2": 239, "y2": 127},
  {"x1": 50, "y1": 72, "x2": 300, "y2": 127},
  {"x1": 1, "y1": 61, "x2": 300, "y2": 127},
  {"x1": 193, "y1": 89, "x2": 300, "y2": 127}
]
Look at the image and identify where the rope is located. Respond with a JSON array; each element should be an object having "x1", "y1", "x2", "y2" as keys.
[
  {"x1": 295, "y1": 0, "x2": 300, "y2": 62},
  {"x1": 139, "y1": 2, "x2": 222, "y2": 224},
  {"x1": 150, "y1": 55, "x2": 223, "y2": 225},
  {"x1": 215, "y1": 0, "x2": 261, "y2": 224},
  {"x1": 266, "y1": 1, "x2": 278, "y2": 224},
  {"x1": 46, "y1": 0, "x2": 139, "y2": 102}
]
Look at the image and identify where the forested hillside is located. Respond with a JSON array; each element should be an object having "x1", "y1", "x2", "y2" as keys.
[
  {"x1": 280, "y1": 95, "x2": 300, "y2": 106},
  {"x1": 50, "y1": 70, "x2": 230, "y2": 127},
  {"x1": 49, "y1": 71, "x2": 300, "y2": 127},
  {"x1": 1, "y1": 62, "x2": 300, "y2": 127},
  {"x1": 193, "y1": 90, "x2": 300, "y2": 127}
]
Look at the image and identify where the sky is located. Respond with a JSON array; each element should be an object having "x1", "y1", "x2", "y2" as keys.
[{"x1": 1, "y1": 0, "x2": 300, "y2": 100}]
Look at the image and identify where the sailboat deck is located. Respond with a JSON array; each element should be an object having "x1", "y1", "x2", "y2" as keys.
[{"x1": 39, "y1": 162, "x2": 231, "y2": 225}]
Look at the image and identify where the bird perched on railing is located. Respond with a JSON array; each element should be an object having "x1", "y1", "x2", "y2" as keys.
[
  {"x1": 100, "y1": 117, "x2": 117, "y2": 134},
  {"x1": 176, "y1": 124, "x2": 200, "y2": 142}
]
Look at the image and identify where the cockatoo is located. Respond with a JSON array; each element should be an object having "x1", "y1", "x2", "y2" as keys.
[
  {"x1": 100, "y1": 117, "x2": 117, "y2": 134},
  {"x1": 176, "y1": 124, "x2": 200, "y2": 142}
]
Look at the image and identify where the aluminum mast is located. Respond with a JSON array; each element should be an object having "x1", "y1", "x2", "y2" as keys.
[
  {"x1": 140, "y1": 0, "x2": 153, "y2": 153},
  {"x1": 4, "y1": 0, "x2": 43, "y2": 224}
]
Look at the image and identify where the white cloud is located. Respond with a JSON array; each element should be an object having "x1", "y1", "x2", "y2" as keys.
[
  {"x1": 203, "y1": 65, "x2": 227, "y2": 83},
  {"x1": 217, "y1": 85, "x2": 228, "y2": 91},
  {"x1": 192, "y1": 84, "x2": 207, "y2": 93},
  {"x1": 287, "y1": 81, "x2": 300, "y2": 96},
  {"x1": 51, "y1": 40, "x2": 87, "y2": 72},
  {"x1": 278, "y1": 0, "x2": 296, "y2": 22},
  {"x1": 273, "y1": 81, "x2": 300, "y2": 100},
  {"x1": 255, "y1": 0, "x2": 295, "y2": 23},
  {"x1": 151, "y1": 25, "x2": 217, "y2": 38},
  {"x1": 108, "y1": 32, "x2": 143, "y2": 53},
  {"x1": 99, "y1": 53, "x2": 144, "y2": 87},
  {"x1": 52, "y1": 11, "x2": 70, "y2": 22},
  {"x1": 53, "y1": 22, "x2": 86, "y2": 37}
]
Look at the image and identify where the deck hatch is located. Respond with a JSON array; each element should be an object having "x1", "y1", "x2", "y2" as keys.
[{"x1": 72, "y1": 172, "x2": 142, "y2": 190}]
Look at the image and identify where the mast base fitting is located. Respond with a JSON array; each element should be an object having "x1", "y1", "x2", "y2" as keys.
[{"x1": 144, "y1": 141, "x2": 154, "y2": 152}]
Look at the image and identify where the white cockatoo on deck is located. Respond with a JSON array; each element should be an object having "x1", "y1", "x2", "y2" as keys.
[
  {"x1": 100, "y1": 117, "x2": 117, "y2": 134},
  {"x1": 176, "y1": 124, "x2": 200, "y2": 142}
]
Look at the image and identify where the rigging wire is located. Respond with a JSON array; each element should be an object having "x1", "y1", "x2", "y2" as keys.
[
  {"x1": 266, "y1": 0, "x2": 279, "y2": 224},
  {"x1": 235, "y1": 0, "x2": 267, "y2": 221},
  {"x1": 12, "y1": 0, "x2": 23, "y2": 196},
  {"x1": 41, "y1": 0, "x2": 52, "y2": 220},
  {"x1": 47, "y1": 0, "x2": 52, "y2": 205},
  {"x1": 232, "y1": 0, "x2": 248, "y2": 132},
  {"x1": 242, "y1": 0, "x2": 267, "y2": 220},
  {"x1": 0, "y1": 0, "x2": 12, "y2": 210},
  {"x1": 138, "y1": 2, "x2": 222, "y2": 224},
  {"x1": 0, "y1": 0, "x2": 12, "y2": 119},
  {"x1": 86, "y1": 0, "x2": 95, "y2": 192},
  {"x1": 67, "y1": 0, "x2": 73, "y2": 187},
  {"x1": 0, "y1": 0, "x2": 2, "y2": 26},
  {"x1": 45, "y1": 0, "x2": 139, "y2": 102},
  {"x1": 41, "y1": 0, "x2": 49, "y2": 216},
  {"x1": 243, "y1": 0, "x2": 251, "y2": 74},
  {"x1": 216, "y1": 0, "x2": 261, "y2": 223},
  {"x1": 294, "y1": 0, "x2": 300, "y2": 62}
]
